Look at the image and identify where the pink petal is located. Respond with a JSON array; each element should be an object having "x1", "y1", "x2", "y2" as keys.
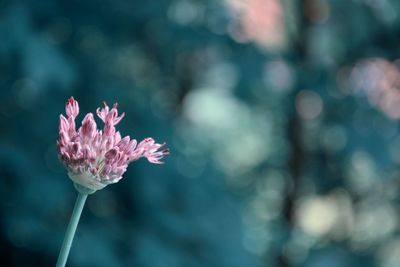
[
  {"x1": 80, "y1": 113, "x2": 97, "y2": 140},
  {"x1": 66, "y1": 96, "x2": 79, "y2": 118}
]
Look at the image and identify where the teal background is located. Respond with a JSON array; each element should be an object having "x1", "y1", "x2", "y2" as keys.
[{"x1": 1, "y1": 1, "x2": 400, "y2": 267}]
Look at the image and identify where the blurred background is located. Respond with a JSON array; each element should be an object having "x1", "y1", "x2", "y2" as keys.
[{"x1": 1, "y1": 0, "x2": 400, "y2": 266}]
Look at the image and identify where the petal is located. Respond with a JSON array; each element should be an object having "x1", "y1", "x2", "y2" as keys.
[
  {"x1": 137, "y1": 138, "x2": 169, "y2": 164},
  {"x1": 117, "y1": 136, "x2": 130, "y2": 150},
  {"x1": 66, "y1": 96, "x2": 79, "y2": 118},
  {"x1": 96, "y1": 101, "x2": 109, "y2": 122},
  {"x1": 105, "y1": 148, "x2": 118, "y2": 161},
  {"x1": 59, "y1": 115, "x2": 69, "y2": 133},
  {"x1": 80, "y1": 113, "x2": 97, "y2": 140}
]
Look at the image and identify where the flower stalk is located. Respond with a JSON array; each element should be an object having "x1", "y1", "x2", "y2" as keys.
[{"x1": 56, "y1": 192, "x2": 88, "y2": 267}]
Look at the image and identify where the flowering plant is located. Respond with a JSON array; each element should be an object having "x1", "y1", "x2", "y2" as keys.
[{"x1": 56, "y1": 97, "x2": 168, "y2": 266}]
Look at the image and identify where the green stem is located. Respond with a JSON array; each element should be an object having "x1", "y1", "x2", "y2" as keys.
[{"x1": 56, "y1": 193, "x2": 88, "y2": 267}]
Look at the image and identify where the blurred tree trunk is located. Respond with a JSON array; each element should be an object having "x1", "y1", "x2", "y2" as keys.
[{"x1": 277, "y1": 1, "x2": 310, "y2": 266}]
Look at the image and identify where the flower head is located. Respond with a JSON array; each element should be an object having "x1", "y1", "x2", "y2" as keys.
[{"x1": 57, "y1": 97, "x2": 169, "y2": 193}]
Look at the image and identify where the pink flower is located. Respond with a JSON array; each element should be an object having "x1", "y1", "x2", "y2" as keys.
[{"x1": 57, "y1": 97, "x2": 169, "y2": 193}]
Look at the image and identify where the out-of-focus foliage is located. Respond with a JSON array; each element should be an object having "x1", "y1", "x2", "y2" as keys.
[{"x1": 1, "y1": 0, "x2": 400, "y2": 266}]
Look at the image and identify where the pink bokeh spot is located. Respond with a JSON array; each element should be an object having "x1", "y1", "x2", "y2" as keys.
[{"x1": 57, "y1": 97, "x2": 169, "y2": 193}]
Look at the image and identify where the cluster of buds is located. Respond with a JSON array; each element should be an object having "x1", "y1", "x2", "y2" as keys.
[{"x1": 57, "y1": 97, "x2": 169, "y2": 193}]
